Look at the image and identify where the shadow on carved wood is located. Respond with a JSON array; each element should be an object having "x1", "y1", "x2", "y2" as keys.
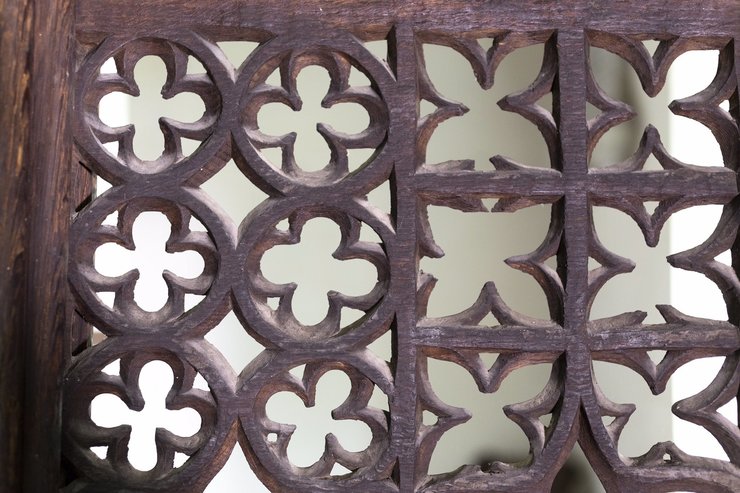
[{"x1": 63, "y1": 12, "x2": 739, "y2": 493}]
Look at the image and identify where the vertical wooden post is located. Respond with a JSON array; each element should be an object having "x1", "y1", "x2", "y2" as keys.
[
  {"x1": 1, "y1": 0, "x2": 78, "y2": 490},
  {"x1": 24, "y1": 0, "x2": 77, "y2": 489},
  {"x1": 0, "y1": 0, "x2": 33, "y2": 490},
  {"x1": 388, "y1": 23, "x2": 421, "y2": 491}
]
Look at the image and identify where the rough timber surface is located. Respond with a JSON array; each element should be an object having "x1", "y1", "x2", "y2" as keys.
[{"x1": 2, "y1": 1, "x2": 736, "y2": 492}]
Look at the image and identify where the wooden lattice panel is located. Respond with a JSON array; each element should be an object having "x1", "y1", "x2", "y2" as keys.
[{"x1": 62, "y1": 2, "x2": 739, "y2": 491}]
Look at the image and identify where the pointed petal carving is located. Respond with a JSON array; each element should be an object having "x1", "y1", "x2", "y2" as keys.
[
  {"x1": 587, "y1": 215, "x2": 636, "y2": 313},
  {"x1": 668, "y1": 198, "x2": 740, "y2": 312},
  {"x1": 673, "y1": 353, "x2": 740, "y2": 464},
  {"x1": 504, "y1": 363, "x2": 564, "y2": 459}
]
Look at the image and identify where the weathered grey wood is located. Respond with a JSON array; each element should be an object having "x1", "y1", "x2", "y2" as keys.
[
  {"x1": 389, "y1": 23, "x2": 422, "y2": 492},
  {"x1": 64, "y1": 8, "x2": 740, "y2": 493},
  {"x1": 1, "y1": 0, "x2": 737, "y2": 492},
  {"x1": 74, "y1": 0, "x2": 739, "y2": 37}
]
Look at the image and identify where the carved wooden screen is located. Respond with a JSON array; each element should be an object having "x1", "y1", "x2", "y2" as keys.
[{"x1": 3, "y1": 0, "x2": 738, "y2": 492}]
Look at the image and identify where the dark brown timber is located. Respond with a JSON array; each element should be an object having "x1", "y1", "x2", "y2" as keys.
[{"x1": 0, "y1": 1, "x2": 738, "y2": 492}]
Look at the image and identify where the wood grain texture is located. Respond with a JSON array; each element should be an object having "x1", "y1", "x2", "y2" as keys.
[
  {"x1": 75, "y1": 0, "x2": 739, "y2": 37},
  {"x1": 0, "y1": 0, "x2": 33, "y2": 490},
  {"x1": 22, "y1": 0, "x2": 77, "y2": 490},
  {"x1": 1, "y1": 1, "x2": 735, "y2": 492},
  {"x1": 1, "y1": 0, "x2": 83, "y2": 490}
]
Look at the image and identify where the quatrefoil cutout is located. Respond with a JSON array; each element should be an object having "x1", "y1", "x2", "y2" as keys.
[
  {"x1": 90, "y1": 360, "x2": 202, "y2": 471},
  {"x1": 265, "y1": 368, "x2": 374, "y2": 469},
  {"x1": 95, "y1": 211, "x2": 205, "y2": 313},
  {"x1": 240, "y1": 49, "x2": 389, "y2": 187},
  {"x1": 261, "y1": 217, "x2": 380, "y2": 327},
  {"x1": 98, "y1": 56, "x2": 206, "y2": 163},
  {"x1": 256, "y1": 65, "x2": 376, "y2": 175},
  {"x1": 253, "y1": 360, "x2": 391, "y2": 478},
  {"x1": 253, "y1": 212, "x2": 389, "y2": 340},
  {"x1": 71, "y1": 198, "x2": 220, "y2": 332},
  {"x1": 79, "y1": 37, "x2": 224, "y2": 180},
  {"x1": 64, "y1": 350, "x2": 219, "y2": 482}
]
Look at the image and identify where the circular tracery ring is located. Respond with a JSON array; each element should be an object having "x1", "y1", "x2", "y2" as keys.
[
  {"x1": 232, "y1": 30, "x2": 395, "y2": 196},
  {"x1": 63, "y1": 338, "x2": 236, "y2": 490},
  {"x1": 69, "y1": 185, "x2": 235, "y2": 336},
  {"x1": 75, "y1": 32, "x2": 233, "y2": 186},
  {"x1": 237, "y1": 351, "x2": 396, "y2": 489},
  {"x1": 232, "y1": 195, "x2": 394, "y2": 350}
]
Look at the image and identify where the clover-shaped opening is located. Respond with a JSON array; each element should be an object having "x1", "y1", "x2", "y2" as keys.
[
  {"x1": 588, "y1": 38, "x2": 731, "y2": 169},
  {"x1": 265, "y1": 367, "x2": 384, "y2": 472},
  {"x1": 260, "y1": 217, "x2": 379, "y2": 327},
  {"x1": 97, "y1": 54, "x2": 208, "y2": 163},
  {"x1": 90, "y1": 360, "x2": 203, "y2": 471},
  {"x1": 256, "y1": 65, "x2": 376, "y2": 173},
  {"x1": 94, "y1": 211, "x2": 205, "y2": 313}
]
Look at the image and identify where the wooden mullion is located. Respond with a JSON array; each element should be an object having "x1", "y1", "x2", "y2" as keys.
[
  {"x1": 554, "y1": 28, "x2": 611, "y2": 480},
  {"x1": 557, "y1": 29, "x2": 590, "y2": 336},
  {"x1": 389, "y1": 22, "x2": 421, "y2": 491}
]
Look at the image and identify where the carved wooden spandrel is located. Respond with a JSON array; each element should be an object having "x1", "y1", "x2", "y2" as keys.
[{"x1": 63, "y1": 9, "x2": 739, "y2": 492}]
